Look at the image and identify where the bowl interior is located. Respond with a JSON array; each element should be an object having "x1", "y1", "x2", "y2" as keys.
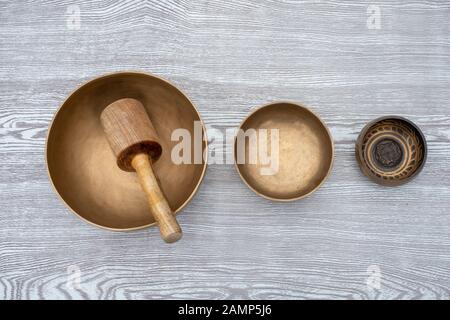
[
  {"x1": 47, "y1": 73, "x2": 206, "y2": 230},
  {"x1": 356, "y1": 117, "x2": 426, "y2": 186},
  {"x1": 235, "y1": 102, "x2": 333, "y2": 201}
]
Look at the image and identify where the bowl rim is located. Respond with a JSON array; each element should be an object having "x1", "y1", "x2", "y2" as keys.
[
  {"x1": 355, "y1": 115, "x2": 427, "y2": 186},
  {"x1": 233, "y1": 101, "x2": 334, "y2": 202},
  {"x1": 45, "y1": 71, "x2": 208, "y2": 231}
]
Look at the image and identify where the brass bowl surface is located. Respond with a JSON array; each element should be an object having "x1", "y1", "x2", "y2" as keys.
[
  {"x1": 234, "y1": 102, "x2": 334, "y2": 201},
  {"x1": 46, "y1": 72, "x2": 207, "y2": 230},
  {"x1": 355, "y1": 116, "x2": 426, "y2": 186}
]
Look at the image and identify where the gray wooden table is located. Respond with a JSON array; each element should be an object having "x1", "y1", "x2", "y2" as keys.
[{"x1": 1, "y1": 0, "x2": 449, "y2": 300}]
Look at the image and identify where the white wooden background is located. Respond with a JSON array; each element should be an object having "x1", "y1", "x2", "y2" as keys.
[{"x1": 1, "y1": 0, "x2": 449, "y2": 300}]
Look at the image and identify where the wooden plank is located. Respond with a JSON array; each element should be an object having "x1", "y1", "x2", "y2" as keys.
[{"x1": 0, "y1": 0, "x2": 449, "y2": 299}]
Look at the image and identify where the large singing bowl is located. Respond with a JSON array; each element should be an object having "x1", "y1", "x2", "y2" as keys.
[{"x1": 46, "y1": 72, "x2": 207, "y2": 230}]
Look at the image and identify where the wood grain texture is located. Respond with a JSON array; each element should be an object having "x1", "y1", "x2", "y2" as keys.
[
  {"x1": 1, "y1": 0, "x2": 450, "y2": 299},
  {"x1": 101, "y1": 98, "x2": 182, "y2": 242},
  {"x1": 132, "y1": 153, "x2": 182, "y2": 243},
  {"x1": 100, "y1": 98, "x2": 163, "y2": 171}
]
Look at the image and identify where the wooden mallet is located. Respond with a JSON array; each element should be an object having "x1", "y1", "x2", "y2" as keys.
[{"x1": 100, "y1": 98, "x2": 182, "y2": 243}]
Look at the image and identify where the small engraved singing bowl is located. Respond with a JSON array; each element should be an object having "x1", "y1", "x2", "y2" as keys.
[
  {"x1": 355, "y1": 116, "x2": 427, "y2": 186},
  {"x1": 46, "y1": 72, "x2": 207, "y2": 230},
  {"x1": 234, "y1": 102, "x2": 334, "y2": 201}
]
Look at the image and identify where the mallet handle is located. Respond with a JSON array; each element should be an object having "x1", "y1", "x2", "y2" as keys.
[{"x1": 131, "y1": 153, "x2": 182, "y2": 243}]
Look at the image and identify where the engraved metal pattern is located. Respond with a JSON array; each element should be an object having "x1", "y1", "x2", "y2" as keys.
[{"x1": 356, "y1": 117, "x2": 426, "y2": 186}]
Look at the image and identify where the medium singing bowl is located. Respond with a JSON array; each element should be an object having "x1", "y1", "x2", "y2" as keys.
[
  {"x1": 46, "y1": 72, "x2": 207, "y2": 230},
  {"x1": 355, "y1": 116, "x2": 427, "y2": 186},
  {"x1": 234, "y1": 102, "x2": 334, "y2": 201}
]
